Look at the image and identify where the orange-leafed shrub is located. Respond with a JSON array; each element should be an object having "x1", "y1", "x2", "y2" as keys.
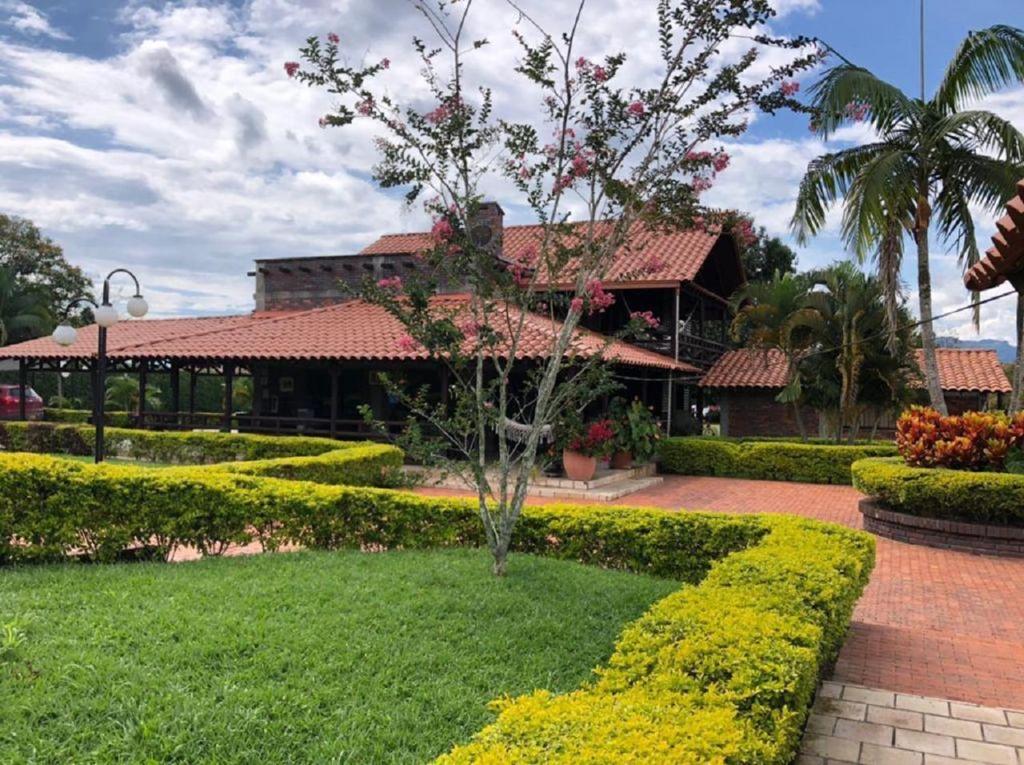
[{"x1": 896, "y1": 406, "x2": 1024, "y2": 470}]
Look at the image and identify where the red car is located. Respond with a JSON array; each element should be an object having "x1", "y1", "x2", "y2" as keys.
[{"x1": 0, "y1": 384, "x2": 44, "y2": 420}]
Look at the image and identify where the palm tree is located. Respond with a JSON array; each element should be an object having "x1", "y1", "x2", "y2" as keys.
[
  {"x1": 105, "y1": 375, "x2": 162, "y2": 414},
  {"x1": 792, "y1": 25, "x2": 1024, "y2": 415},
  {"x1": 0, "y1": 265, "x2": 51, "y2": 346},
  {"x1": 730, "y1": 271, "x2": 816, "y2": 439}
]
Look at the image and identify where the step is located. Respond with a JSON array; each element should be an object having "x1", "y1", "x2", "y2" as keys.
[
  {"x1": 526, "y1": 475, "x2": 664, "y2": 501},
  {"x1": 530, "y1": 463, "x2": 656, "y2": 490}
]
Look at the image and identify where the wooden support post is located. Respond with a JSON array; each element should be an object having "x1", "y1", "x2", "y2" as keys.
[
  {"x1": 329, "y1": 367, "x2": 339, "y2": 439},
  {"x1": 189, "y1": 369, "x2": 197, "y2": 416},
  {"x1": 170, "y1": 362, "x2": 181, "y2": 424},
  {"x1": 17, "y1": 360, "x2": 27, "y2": 421},
  {"x1": 223, "y1": 363, "x2": 234, "y2": 432},
  {"x1": 138, "y1": 362, "x2": 147, "y2": 428}
]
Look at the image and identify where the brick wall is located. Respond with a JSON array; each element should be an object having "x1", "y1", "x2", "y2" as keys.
[
  {"x1": 718, "y1": 388, "x2": 819, "y2": 438},
  {"x1": 254, "y1": 254, "x2": 440, "y2": 311}
]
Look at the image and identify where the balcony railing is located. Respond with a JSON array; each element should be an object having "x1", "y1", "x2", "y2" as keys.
[{"x1": 632, "y1": 330, "x2": 729, "y2": 370}]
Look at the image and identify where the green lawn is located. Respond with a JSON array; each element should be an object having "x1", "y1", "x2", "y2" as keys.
[
  {"x1": 0, "y1": 549, "x2": 678, "y2": 764},
  {"x1": 50, "y1": 453, "x2": 176, "y2": 468}
]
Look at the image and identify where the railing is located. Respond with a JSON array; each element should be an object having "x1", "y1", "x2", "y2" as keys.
[
  {"x1": 632, "y1": 330, "x2": 729, "y2": 370},
  {"x1": 129, "y1": 411, "x2": 408, "y2": 440}
]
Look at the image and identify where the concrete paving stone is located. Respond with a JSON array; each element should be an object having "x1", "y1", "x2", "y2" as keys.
[
  {"x1": 981, "y1": 724, "x2": 1024, "y2": 747},
  {"x1": 845, "y1": 687, "x2": 898, "y2": 707},
  {"x1": 922, "y1": 756, "x2": 988, "y2": 765},
  {"x1": 834, "y1": 719, "x2": 896, "y2": 746},
  {"x1": 795, "y1": 755, "x2": 825, "y2": 765},
  {"x1": 818, "y1": 698, "x2": 870, "y2": 721},
  {"x1": 858, "y1": 743, "x2": 923, "y2": 765},
  {"x1": 924, "y1": 715, "x2": 983, "y2": 741},
  {"x1": 802, "y1": 734, "x2": 863, "y2": 761},
  {"x1": 868, "y1": 706, "x2": 924, "y2": 731},
  {"x1": 893, "y1": 729, "x2": 956, "y2": 757},
  {"x1": 949, "y1": 704, "x2": 1008, "y2": 725},
  {"x1": 819, "y1": 682, "x2": 844, "y2": 699},
  {"x1": 1005, "y1": 711, "x2": 1024, "y2": 728},
  {"x1": 897, "y1": 695, "x2": 952, "y2": 717},
  {"x1": 808, "y1": 714, "x2": 839, "y2": 735},
  {"x1": 954, "y1": 739, "x2": 1019, "y2": 765}
]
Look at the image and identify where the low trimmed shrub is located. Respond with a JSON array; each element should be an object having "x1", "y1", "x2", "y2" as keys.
[
  {"x1": 0, "y1": 421, "x2": 350, "y2": 463},
  {"x1": 438, "y1": 515, "x2": 874, "y2": 764},
  {"x1": 215, "y1": 443, "x2": 404, "y2": 487},
  {"x1": 852, "y1": 456, "x2": 1024, "y2": 527},
  {"x1": 43, "y1": 408, "x2": 133, "y2": 427},
  {"x1": 658, "y1": 437, "x2": 896, "y2": 485}
]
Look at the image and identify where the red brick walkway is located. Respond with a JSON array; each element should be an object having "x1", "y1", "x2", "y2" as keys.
[{"x1": 417, "y1": 476, "x2": 1024, "y2": 709}]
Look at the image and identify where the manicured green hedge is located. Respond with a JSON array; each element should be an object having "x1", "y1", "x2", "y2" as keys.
[
  {"x1": 439, "y1": 515, "x2": 874, "y2": 764},
  {"x1": 0, "y1": 421, "x2": 349, "y2": 464},
  {"x1": 0, "y1": 452, "x2": 874, "y2": 764},
  {"x1": 658, "y1": 437, "x2": 897, "y2": 485},
  {"x1": 852, "y1": 457, "x2": 1024, "y2": 526},
  {"x1": 215, "y1": 443, "x2": 404, "y2": 487},
  {"x1": 43, "y1": 408, "x2": 133, "y2": 427}
]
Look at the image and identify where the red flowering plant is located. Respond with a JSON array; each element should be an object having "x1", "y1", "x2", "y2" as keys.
[
  {"x1": 290, "y1": 1, "x2": 819, "y2": 575},
  {"x1": 896, "y1": 406, "x2": 1024, "y2": 471},
  {"x1": 566, "y1": 419, "x2": 616, "y2": 458}
]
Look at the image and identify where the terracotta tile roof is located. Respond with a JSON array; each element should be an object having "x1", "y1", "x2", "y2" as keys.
[
  {"x1": 0, "y1": 316, "x2": 257, "y2": 360},
  {"x1": 700, "y1": 347, "x2": 1010, "y2": 394},
  {"x1": 1, "y1": 295, "x2": 695, "y2": 372},
  {"x1": 917, "y1": 348, "x2": 1011, "y2": 393},
  {"x1": 361, "y1": 222, "x2": 725, "y2": 286},
  {"x1": 964, "y1": 179, "x2": 1024, "y2": 291},
  {"x1": 699, "y1": 348, "x2": 790, "y2": 388}
]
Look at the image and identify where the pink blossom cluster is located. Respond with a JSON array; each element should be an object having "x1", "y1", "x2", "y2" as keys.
[
  {"x1": 641, "y1": 255, "x2": 666, "y2": 275},
  {"x1": 684, "y1": 148, "x2": 730, "y2": 195},
  {"x1": 356, "y1": 97, "x2": 374, "y2": 116},
  {"x1": 583, "y1": 278, "x2": 616, "y2": 314},
  {"x1": 425, "y1": 97, "x2": 461, "y2": 125},
  {"x1": 575, "y1": 57, "x2": 608, "y2": 83},
  {"x1": 284, "y1": 61, "x2": 300, "y2": 77},
  {"x1": 630, "y1": 310, "x2": 660, "y2": 329},
  {"x1": 377, "y1": 276, "x2": 403, "y2": 290},
  {"x1": 627, "y1": 100, "x2": 646, "y2": 117},
  {"x1": 380, "y1": 58, "x2": 390, "y2": 69},
  {"x1": 431, "y1": 217, "x2": 454, "y2": 244},
  {"x1": 732, "y1": 218, "x2": 756, "y2": 248},
  {"x1": 844, "y1": 99, "x2": 869, "y2": 122},
  {"x1": 780, "y1": 80, "x2": 800, "y2": 97},
  {"x1": 318, "y1": 116, "x2": 330, "y2": 128},
  {"x1": 327, "y1": 32, "x2": 340, "y2": 44},
  {"x1": 549, "y1": 134, "x2": 596, "y2": 194},
  {"x1": 506, "y1": 244, "x2": 538, "y2": 287},
  {"x1": 396, "y1": 334, "x2": 420, "y2": 353}
]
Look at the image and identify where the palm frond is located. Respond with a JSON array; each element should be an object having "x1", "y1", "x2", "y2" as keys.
[
  {"x1": 840, "y1": 146, "x2": 916, "y2": 261},
  {"x1": 808, "y1": 64, "x2": 920, "y2": 137},
  {"x1": 932, "y1": 110, "x2": 1024, "y2": 163},
  {"x1": 875, "y1": 217, "x2": 904, "y2": 349},
  {"x1": 934, "y1": 25, "x2": 1024, "y2": 113},
  {"x1": 790, "y1": 142, "x2": 894, "y2": 243}
]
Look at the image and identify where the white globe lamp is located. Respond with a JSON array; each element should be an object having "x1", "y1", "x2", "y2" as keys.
[
  {"x1": 126, "y1": 294, "x2": 148, "y2": 318},
  {"x1": 94, "y1": 304, "x2": 119, "y2": 328},
  {"x1": 52, "y1": 324, "x2": 78, "y2": 347}
]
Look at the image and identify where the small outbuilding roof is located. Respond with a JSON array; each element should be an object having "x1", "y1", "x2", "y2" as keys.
[{"x1": 699, "y1": 347, "x2": 1010, "y2": 394}]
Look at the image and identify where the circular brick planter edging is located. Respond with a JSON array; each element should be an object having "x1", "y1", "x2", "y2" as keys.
[{"x1": 859, "y1": 498, "x2": 1024, "y2": 557}]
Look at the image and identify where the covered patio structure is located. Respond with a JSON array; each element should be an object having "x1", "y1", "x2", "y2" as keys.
[{"x1": 0, "y1": 296, "x2": 697, "y2": 440}]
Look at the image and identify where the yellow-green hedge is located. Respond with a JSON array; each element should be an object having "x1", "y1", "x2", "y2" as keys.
[
  {"x1": 0, "y1": 452, "x2": 874, "y2": 763},
  {"x1": 852, "y1": 457, "x2": 1024, "y2": 526},
  {"x1": 658, "y1": 437, "x2": 897, "y2": 485},
  {"x1": 438, "y1": 515, "x2": 874, "y2": 764},
  {"x1": 0, "y1": 421, "x2": 351, "y2": 463},
  {"x1": 215, "y1": 443, "x2": 404, "y2": 487}
]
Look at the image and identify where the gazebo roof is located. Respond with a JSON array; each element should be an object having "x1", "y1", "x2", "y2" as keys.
[
  {"x1": 0, "y1": 296, "x2": 697, "y2": 373},
  {"x1": 964, "y1": 179, "x2": 1024, "y2": 292}
]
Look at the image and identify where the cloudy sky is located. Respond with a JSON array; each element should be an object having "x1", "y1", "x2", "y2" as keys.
[{"x1": 0, "y1": 0, "x2": 1021, "y2": 341}]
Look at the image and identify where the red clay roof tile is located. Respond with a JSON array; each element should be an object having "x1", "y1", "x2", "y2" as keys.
[{"x1": 964, "y1": 179, "x2": 1024, "y2": 291}]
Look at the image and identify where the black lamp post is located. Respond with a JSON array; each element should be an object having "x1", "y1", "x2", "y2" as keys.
[{"x1": 52, "y1": 269, "x2": 148, "y2": 463}]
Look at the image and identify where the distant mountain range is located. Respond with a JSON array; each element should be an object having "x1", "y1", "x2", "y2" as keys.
[{"x1": 937, "y1": 336, "x2": 1016, "y2": 364}]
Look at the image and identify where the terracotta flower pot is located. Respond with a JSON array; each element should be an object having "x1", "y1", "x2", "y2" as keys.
[
  {"x1": 562, "y1": 449, "x2": 597, "y2": 481},
  {"x1": 610, "y1": 450, "x2": 633, "y2": 470}
]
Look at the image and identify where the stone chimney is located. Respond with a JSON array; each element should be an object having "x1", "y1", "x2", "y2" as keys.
[{"x1": 469, "y1": 201, "x2": 504, "y2": 259}]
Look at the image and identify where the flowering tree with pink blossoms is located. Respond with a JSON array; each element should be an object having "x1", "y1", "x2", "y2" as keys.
[{"x1": 290, "y1": 0, "x2": 819, "y2": 575}]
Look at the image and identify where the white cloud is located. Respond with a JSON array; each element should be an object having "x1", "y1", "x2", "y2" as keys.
[{"x1": 0, "y1": 1, "x2": 70, "y2": 40}]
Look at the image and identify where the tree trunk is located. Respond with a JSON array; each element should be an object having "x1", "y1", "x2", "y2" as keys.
[
  {"x1": 1012, "y1": 293, "x2": 1024, "y2": 412},
  {"x1": 915, "y1": 225, "x2": 948, "y2": 415},
  {"x1": 792, "y1": 400, "x2": 807, "y2": 441}
]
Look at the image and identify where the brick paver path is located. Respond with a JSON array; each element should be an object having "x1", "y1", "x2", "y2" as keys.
[{"x1": 417, "y1": 475, "x2": 1024, "y2": 709}]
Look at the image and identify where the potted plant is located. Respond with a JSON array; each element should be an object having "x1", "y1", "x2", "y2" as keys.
[
  {"x1": 562, "y1": 419, "x2": 615, "y2": 481},
  {"x1": 611, "y1": 398, "x2": 661, "y2": 469}
]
